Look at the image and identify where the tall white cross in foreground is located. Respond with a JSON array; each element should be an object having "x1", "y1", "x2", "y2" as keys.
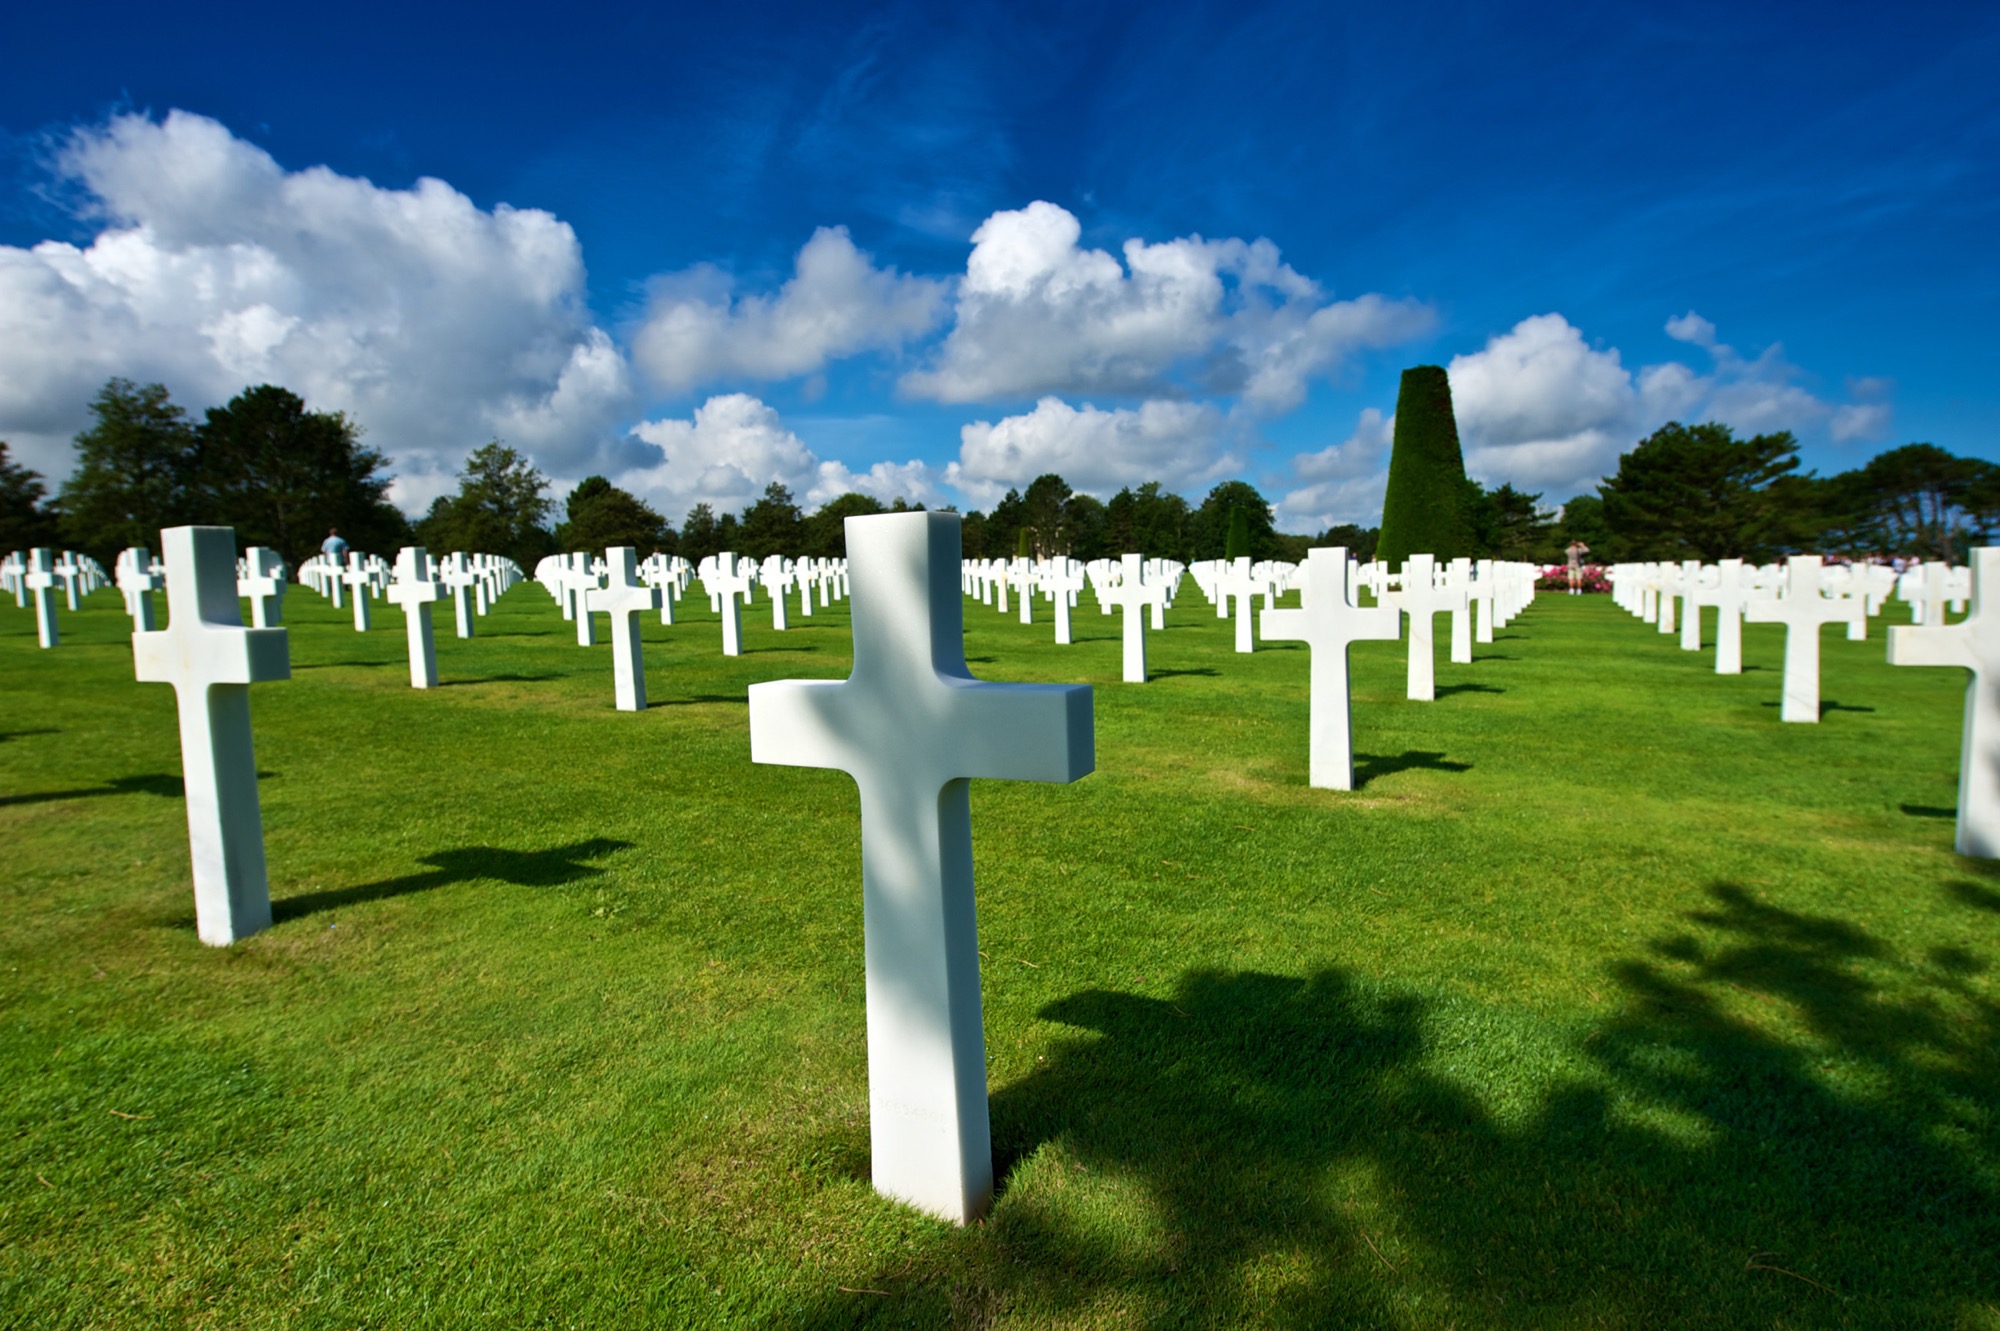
[
  {"x1": 132, "y1": 527, "x2": 290, "y2": 945},
  {"x1": 587, "y1": 547, "x2": 661, "y2": 711},
  {"x1": 1261, "y1": 547, "x2": 1401, "y2": 789},
  {"x1": 749, "y1": 511, "x2": 1094, "y2": 1224},
  {"x1": 1888, "y1": 546, "x2": 2000, "y2": 856},
  {"x1": 1743, "y1": 555, "x2": 1863, "y2": 722},
  {"x1": 387, "y1": 546, "x2": 445, "y2": 688}
]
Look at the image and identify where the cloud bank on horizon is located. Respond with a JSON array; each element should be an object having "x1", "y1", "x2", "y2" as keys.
[{"x1": 0, "y1": 110, "x2": 1895, "y2": 530}]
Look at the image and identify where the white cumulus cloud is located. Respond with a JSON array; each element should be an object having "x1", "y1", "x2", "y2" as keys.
[
  {"x1": 1273, "y1": 407, "x2": 1397, "y2": 532},
  {"x1": 944, "y1": 395, "x2": 1236, "y2": 510},
  {"x1": 631, "y1": 226, "x2": 949, "y2": 396},
  {"x1": 620, "y1": 393, "x2": 940, "y2": 520},
  {"x1": 902, "y1": 201, "x2": 1433, "y2": 411},
  {"x1": 0, "y1": 111, "x2": 637, "y2": 506}
]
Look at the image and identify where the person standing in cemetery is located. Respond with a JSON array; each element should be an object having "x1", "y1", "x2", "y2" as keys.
[
  {"x1": 1565, "y1": 539, "x2": 1591, "y2": 595},
  {"x1": 321, "y1": 528, "x2": 348, "y2": 561}
]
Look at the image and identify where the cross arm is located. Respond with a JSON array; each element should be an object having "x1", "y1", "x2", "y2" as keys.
[
  {"x1": 134, "y1": 625, "x2": 290, "y2": 686},
  {"x1": 1887, "y1": 624, "x2": 1976, "y2": 672}
]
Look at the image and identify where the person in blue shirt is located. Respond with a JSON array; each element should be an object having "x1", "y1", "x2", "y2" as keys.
[{"x1": 321, "y1": 528, "x2": 349, "y2": 561}]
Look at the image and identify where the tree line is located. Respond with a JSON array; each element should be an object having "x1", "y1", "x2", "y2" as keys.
[{"x1": 3, "y1": 377, "x2": 1993, "y2": 571}]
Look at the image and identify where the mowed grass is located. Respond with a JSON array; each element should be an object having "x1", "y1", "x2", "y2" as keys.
[{"x1": 1, "y1": 573, "x2": 1994, "y2": 1330}]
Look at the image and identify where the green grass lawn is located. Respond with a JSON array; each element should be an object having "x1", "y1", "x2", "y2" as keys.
[{"x1": 1, "y1": 576, "x2": 1994, "y2": 1329}]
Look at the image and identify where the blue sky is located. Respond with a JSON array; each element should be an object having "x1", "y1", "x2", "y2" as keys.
[{"x1": 2, "y1": 0, "x2": 1994, "y2": 530}]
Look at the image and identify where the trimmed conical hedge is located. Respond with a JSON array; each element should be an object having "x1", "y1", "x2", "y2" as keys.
[
  {"x1": 1377, "y1": 365, "x2": 1474, "y2": 566},
  {"x1": 1224, "y1": 504, "x2": 1250, "y2": 560}
]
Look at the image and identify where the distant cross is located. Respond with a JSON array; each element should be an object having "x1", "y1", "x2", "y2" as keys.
[
  {"x1": 239, "y1": 547, "x2": 287, "y2": 628},
  {"x1": 1675, "y1": 559, "x2": 1704, "y2": 651},
  {"x1": 117, "y1": 546, "x2": 165, "y2": 631},
  {"x1": 708, "y1": 552, "x2": 757, "y2": 656},
  {"x1": 1098, "y1": 553, "x2": 1169, "y2": 683},
  {"x1": 1260, "y1": 547, "x2": 1401, "y2": 789},
  {"x1": 53, "y1": 551, "x2": 83, "y2": 610},
  {"x1": 386, "y1": 546, "x2": 445, "y2": 688},
  {"x1": 1014, "y1": 559, "x2": 1035, "y2": 625},
  {"x1": 1, "y1": 550, "x2": 23, "y2": 607},
  {"x1": 1447, "y1": 557, "x2": 1475, "y2": 664},
  {"x1": 796, "y1": 559, "x2": 816, "y2": 618},
  {"x1": 341, "y1": 553, "x2": 374, "y2": 631},
  {"x1": 1391, "y1": 554, "x2": 1466, "y2": 701},
  {"x1": 132, "y1": 526, "x2": 290, "y2": 945},
  {"x1": 1045, "y1": 558, "x2": 1087, "y2": 645},
  {"x1": 1743, "y1": 555, "x2": 1864, "y2": 722},
  {"x1": 1687, "y1": 558, "x2": 1749, "y2": 674},
  {"x1": 587, "y1": 546, "x2": 661, "y2": 711},
  {"x1": 749, "y1": 511, "x2": 1093, "y2": 1224},
  {"x1": 1473, "y1": 558, "x2": 1496, "y2": 644},
  {"x1": 761, "y1": 555, "x2": 793, "y2": 631},
  {"x1": 567, "y1": 552, "x2": 601, "y2": 646},
  {"x1": 1889, "y1": 546, "x2": 2000, "y2": 856},
  {"x1": 24, "y1": 547, "x2": 59, "y2": 648},
  {"x1": 440, "y1": 552, "x2": 479, "y2": 637},
  {"x1": 1214, "y1": 557, "x2": 1265, "y2": 653}
]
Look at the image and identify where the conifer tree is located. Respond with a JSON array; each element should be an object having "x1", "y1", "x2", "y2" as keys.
[{"x1": 1376, "y1": 365, "x2": 1474, "y2": 566}]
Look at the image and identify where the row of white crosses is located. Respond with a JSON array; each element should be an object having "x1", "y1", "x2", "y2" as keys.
[
  {"x1": 6, "y1": 549, "x2": 111, "y2": 646},
  {"x1": 1611, "y1": 555, "x2": 1972, "y2": 722}
]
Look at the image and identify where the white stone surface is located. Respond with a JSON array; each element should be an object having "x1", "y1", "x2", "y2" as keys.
[
  {"x1": 748, "y1": 511, "x2": 1093, "y2": 1224},
  {"x1": 1260, "y1": 547, "x2": 1401, "y2": 789},
  {"x1": 706, "y1": 552, "x2": 756, "y2": 656},
  {"x1": 116, "y1": 547, "x2": 165, "y2": 630},
  {"x1": 24, "y1": 547, "x2": 58, "y2": 648},
  {"x1": 387, "y1": 547, "x2": 444, "y2": 688},
  {"x1": 1390, "y1": 554, "x2": 1466, "y2": 701},
  {"x1": 240, "y1": 547, "x2": 287, "y2": 628},
  {"x1": 341, "y1": 554, "x2": 374, "y2": 631},
  {"x1": 131, "y1": 526, "x2": 290, "y2": 946},
  {"x1": 1743, "y1": 555, "x2": 1863, "y2": 722},
  {"x1": 1888, "y1": 546, "x2": 2000, "y2": 857},
  {"x1": 567, "y1": 553, "x2": 601, "y2": 646},
  {"x1": 1097, "y1": 553, "x2": 1169, "y2": 683},
  {"x1": 587, "y1": 547, "x2": 661, "y2": 711}
]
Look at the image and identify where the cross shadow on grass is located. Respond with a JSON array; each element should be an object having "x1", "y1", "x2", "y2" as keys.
[
  {"x1": 1149, "y1": 667, "x2": 1221, "y2": 680},
  {"x1": 784, "y1": 883, "x2": 1997, "y2": 1327},
  {"x1": 1350, "y1": 750, "x2": 1472, "y2": 788},
  {"x1": 1433, "y1": 682, "x2": 1504, "y2": 698},
  {"x1": 0, "y1": 772, "x2": 254, "y2": 807},
  {"x1": 272, "y1": 838, "x2": 634, "y2": 921},
  {"x1": 1902, "y1": 803, "x2": 1956, "y2": 820},
  {"x1": 0, "y1": 727, "x2": 60, "y2": 742},
  {"x1": 440, "y1": 673, "x2": 561, "y2": 686}
]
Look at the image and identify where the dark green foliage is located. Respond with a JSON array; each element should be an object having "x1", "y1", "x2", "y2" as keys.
[
  {"x1": 1376, "y1": 365, "x2": 1474, "y2": 566},
  {"x1": 959, "y1": 509, "x2": 991, "y2": 559},
  {"x1": 983, "y1": 488, "x2": 1027, "y2": 558},
  {"x1": 57, "y1": 379, "x2": 197, "y2": 560},
  {"x1": 194, "y1": 384, "x2": 407, "y2": 566},
  {"x1": 414, "y1": 442, "x2": 555, "y2": 567},
  {"x1": 1224, "y1": 505, "x2": 1250, "y2": 560},
  {"x1": 1312, "y1": 522, "x2": 1379, "y2": 562},
  {"x1": 1820, "y1": 443, "x2": 2000, "y2": 561},
  {"x1": 1018, "y1": 474, "x2": 1072, "y2": 558},
  {"x1": 677, "y1": 503, "x2": 738, "y2": 564},
  {"x1": 1065, "y1": 492, "x2": 1108, "y2": 561},
  {"x1": 1106, "y1": 481, "x2": 1192, "y2": 559},
  {"x1": 1192, "y1": 481, "x2": 1279, "y2": 561},
  {"x1": 0, "y1": 443, "x2": 58, "y2": 551},
  {"x1": 1465, "y1": 481, "x2": 1555, "y2": 560},
  {"x1": 554, "y1": 476, "x2": 671, "y2": 556},
  {"x1": 1597, "y1": 421, "x2": 1806, "y2": 561},
  {"x1": 1553, "y1": 493, "x2": 1611, "y2": 560},
  {"x1": 802, "y1": 492, "x2": 886, "y2": 558},
  {"x1": 1016, "y1": 526, "x2": 1032, "y2": 558},
  {"x1": 738, "y1": 483, "x2": 803, "y2": 560}
]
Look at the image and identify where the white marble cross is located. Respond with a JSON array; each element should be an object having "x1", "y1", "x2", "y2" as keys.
[
  {"x1": 1097, "y1": 553, "x2": 1169, "y2": 682},
  {"x1": 24, "y1": 547, "x2": 59, "y2": 648},
  {"x1": 239, "y1": 547, "x2": 287, "y2": 628},
  {"x1": 54, "y1": 551, "x2": 82, "y2": 610},
  {"x1": 1393, "y1": 554, "x2": 1467, "y2": 701},
  {"x1": 341, "y1": 553, "x2": 374, "y2": 631},
  {"x1": 1260, "y1": 547, "x2": 1401, "y2": 789},
  {"x1": 117, "y1": 546, "x2": 165, "y2": 630},
  {"x1": 708, "y1": 552, "x2": 757, "y2": 656},
  {"x1": 1045, "y1": 557, "x2": 1087, "y2": 645},
  {"x1": 132, "y1": 526, "x2": 290, "y2": 946},
  {"x1": 1473, "y1": 558, "x2": 1496, "y2": 644},
  {"x1": 1743, "y1": 555, "x2": 1864, "y2": 722},
  {"x1": 748, "y1": 511, "x2": 1094, "y2": 1224},
  {"x1": 1447, "y1": 557, "x2": 1475, "y2": 664},
  {"x1": 440, "y1": 552, "x2": 479, "y2": 637},
  {"x1": 1674, "y1": 559, "x2": 1704, "y2": 651},
  {"x1": 1688, "y1": 558, "x2": 1749, "y2": 674},
  {"x1": 761, "y1": 555, "x2": 794, "y2": 631},
  {"x1": 1215, "y1": 557, "x2": 1264, "y2": 653},
  {"x1": 387, "y1": 546, "x2": 445, "y2": 688},
  {"x1": 567, "y1": 552, "x2": 601, "y2": 646},
  {"x1": 1889, "y1": 546, "x2": 2000, "y2": 856},
  {"x1": 587, "y1": 546, "x2": 661, "y2": 710}
]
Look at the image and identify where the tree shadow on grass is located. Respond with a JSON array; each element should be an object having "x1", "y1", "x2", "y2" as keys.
[
  {"x1": 785, "y1": 883, "x2": 1998, "y2": 1327},
  {"x1": 272, "y1": 837, "x2": 634, "y2": 922},
  {"x1": 1350, "y1": 750, "x2": 1472, "y2": 788}
]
